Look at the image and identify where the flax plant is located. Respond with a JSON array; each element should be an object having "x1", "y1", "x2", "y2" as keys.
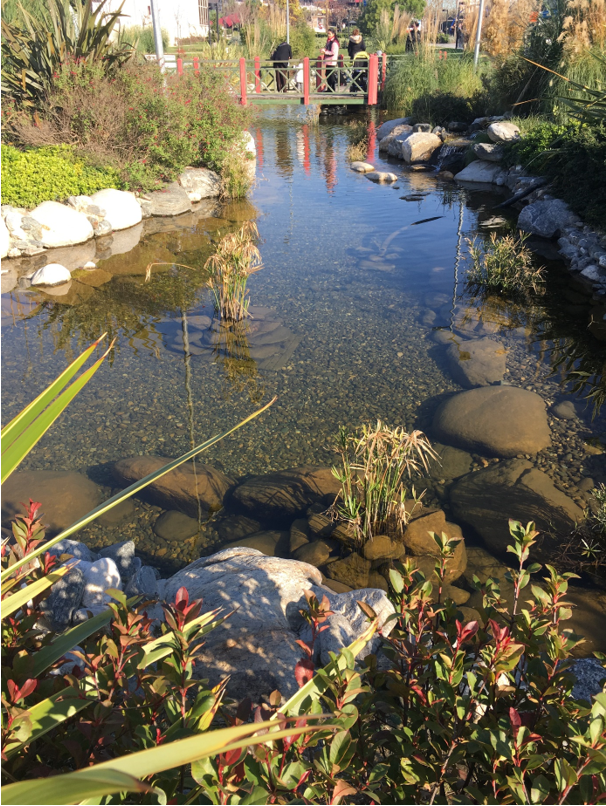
[
  {"x1": 204, "y1": 221, "x2": 263, "y2": 321},
  {"x1": 331, "y1": 421, "x2": 437, "y2": 547}
]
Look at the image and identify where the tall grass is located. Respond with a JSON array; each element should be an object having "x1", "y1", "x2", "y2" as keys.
[
  {"x1": 118, "y1": 24, "x2": 169, "y2": 53},
  {"x1": 383, "y1": 46, "x2": 489, "y2": 117},
  {"x1": 465, "y1": 231, "x2": 545, "y2": 296},
  {"x1": 331, "y1": 422, "x2": 436, "y2": 547},
  {"x1": 204, "y1": 222, "x2": 263, "y2": 321}
]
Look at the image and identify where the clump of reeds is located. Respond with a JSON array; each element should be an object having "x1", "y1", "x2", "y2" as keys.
[
  {"x1": 204, "y1": 221, "x2": 262, "y2": 321},
  {"x1": 347, "y1": 136, "x2": 369, "y2": 162},
  {"x1": 465, "y1": 231, "x2": 545, "y2": 296},
  {"x1": 331, "y1": 421, "x2": 437, "y2": 547}
]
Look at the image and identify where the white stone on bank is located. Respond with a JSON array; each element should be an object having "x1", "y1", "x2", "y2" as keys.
[
  {"x1": 30, "y1": 200, "x2": 94, "y2": 247},
  {"x1": 90, "y1": 188, "x2": 142, "y2": 231}
]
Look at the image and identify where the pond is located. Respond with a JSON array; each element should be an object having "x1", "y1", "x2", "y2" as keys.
[{"x1": 1, "y1": 106, "x2": 605, "y2": 588}]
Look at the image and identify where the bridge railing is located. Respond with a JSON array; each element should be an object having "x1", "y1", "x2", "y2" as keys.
[{"x1": 158, "y1": 54, "x2": 382, "y2": 105}]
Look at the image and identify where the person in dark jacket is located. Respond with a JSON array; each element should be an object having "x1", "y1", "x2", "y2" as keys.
[
  {"x1": 350, "y1": 49, "x2": 369, "y2": 92},
  {"x1": 271, "y1": 40, "x2": 292, "y2": 92},
  {"x1": 347, "y1": 28, "x2": 365, "y2": 60}
]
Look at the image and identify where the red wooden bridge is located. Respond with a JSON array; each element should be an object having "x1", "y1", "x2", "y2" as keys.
[{"x1": 165, "y1": 53, "x2": 386, "y2": 105}]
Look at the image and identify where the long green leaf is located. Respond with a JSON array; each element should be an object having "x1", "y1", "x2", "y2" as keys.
[
  {"x1": 278, "y1": 621, "x2": 377, "y2": 717},
  {"x1": 0, "y1": 335, "x2": 106, "y2": 457},
  {"x1": 1, "y1": 718, "x2": 331, "y2": 805},
  {"x1": 1, "y1": 565, "x2": 71, "y2": 618},
  {"x1": 137, "y1": 608, "x2": 225, "y2": 669},
  {"x1": 1, "y1": 341, "x2": 114, "y2": 484},
  {"x1": 3, "y1": 686, "x2": 94, "y2": 759},
  {"x1": 1, "y1": 397, "x2": 276, "y2": 583},
  {"x1": 2, "y1": 769, "x2": 153, "y2": 806}
]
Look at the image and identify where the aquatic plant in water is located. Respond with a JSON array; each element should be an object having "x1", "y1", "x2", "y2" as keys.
[
  {"x1": 204, "y1": 221, "x2": 263, "y2": 321},
  {"x1": 465, "y1": 230, "x2": 545, "y2": 296},
  {"x1": 331, "y1": 421, "x2": 436, "y2": 547}
]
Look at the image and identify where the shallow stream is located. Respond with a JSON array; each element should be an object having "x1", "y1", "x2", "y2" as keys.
[{"x1": 2, "y1": 107, "x2": 605, "y2": 579}]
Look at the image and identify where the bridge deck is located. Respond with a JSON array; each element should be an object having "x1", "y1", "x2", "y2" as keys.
[{"x1": 248, "y1": 93, "x2": 366, "y2": 105}]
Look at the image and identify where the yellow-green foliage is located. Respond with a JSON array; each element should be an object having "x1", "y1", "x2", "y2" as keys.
[{"x1": 1, "y1": 145, "x2": 120, "y2": 208}]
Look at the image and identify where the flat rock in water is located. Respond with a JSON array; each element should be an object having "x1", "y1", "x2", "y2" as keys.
[
  {"x1": 1, "y1": 471, "x2": 103, "y2": 535},
  {"x1": 73, "y1": 268, "x2": 113, "y2": 287},
  {"x1": 365, "y1": 172, "x2": 398, "y2": 183},
  {"x1": 114, "y1": 456, "x2": 234, "y2": 516},
  {"x1": 350, "y1": 161, "x2": 375, "y2": 173},
  {"x1": 215, "y1": 515, "x2": 261, "y2": 543},
  {"x1": 231, "y1": 466, "x2": 341, "y2": 520},
  {"x1": 454, "y1": 161, "x2": 506, "y2": 185},
  {"x1": 433, "y1": 386, "x2": 551, "y2": 457},
  {"x1": 428, "y1": 443, "x2": 472, "y2": 480},
  {"x1": 97, "y1": 497, "x2": 136, "y2": 527},
  {"x1": 449, "y1": 458, "x2": 585, "y2": 560},
  {"x1": 146, "y1": 182, "x2": 192, "y2": 216},
  {"x1": 376, "y1": 117, "x2": 413, "y2": 140},
  {"x1": 289, "y1": 518, "x2": 310, "y2": 553},
  {"x1": 445, "y1": 337, "x2": 507, "y2": 387},
  {"x1": 154, "y1": 510, "x2": 200, "y2": 541}
]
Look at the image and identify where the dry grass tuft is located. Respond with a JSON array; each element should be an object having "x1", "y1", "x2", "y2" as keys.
[{"x1": 204, "y1": 221, "x2": 263, "y2": 321}]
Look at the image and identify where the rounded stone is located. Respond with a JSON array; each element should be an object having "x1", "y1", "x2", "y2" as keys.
[
  {"x1": 445, "y1": 337, "x2": 507, "y2": 387},
  {"x1": 90, "y1": 188, "x2": 142, "y2": 231},
  {"x1": 222, "y1": 530, "x2": 290, "y2": 557},
  {"x1": 30, "y1": 201, "x2": 94, "y2": 247},
  {"x1": 487, "y1": 121, "x2": 520, "y2": 143},
  {"x1": 363, "y1": 534, "x2": 405, "y2": 561},
  {"x1": 30, "y1": 263, "x2": 72, "y2": 287},
  {"x1": 552, "y1": 401, "x2": 578, "y2": 420},
  {"x1": 433, "y1": 386, "x2": 551, "y2": 458},
  {"x1": 350, "y1": 162, "x2": 375, "y2": 173},
  {"x1": 293, "y1": 540, "x2": 333, "y2": 566},
  {"x1": 154, "y1": 510, "x2": 200, "y2": 542}
]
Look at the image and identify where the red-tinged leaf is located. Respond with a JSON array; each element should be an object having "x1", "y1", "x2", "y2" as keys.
[
  {"x1": 19, "y1": 678, "x2": 37, "y2": 700},
  {"x1": 295, "y1": 639, "x2": 313, "y2": 659},
  {"x1": 509, "y1": 707, "x2": 522, "y2": 735},
  {"x1": 331, "y1": 779, "x2": 357, "y2": 804},
  {"x1": 296, "y1": 769, "x2": 311, "y2": 790},
  {"x1": 295, "y1": 658, "x2": 315, "y2": 688},
  {"x1": 6, "y1": 680, "x2": 18, "y2": 702},
  {"x1": 460, "y1": 620, "x2": 479, "y2": 643},
  {"x1": 175, "y1": 586, "x2": 189, "y2": 609}
]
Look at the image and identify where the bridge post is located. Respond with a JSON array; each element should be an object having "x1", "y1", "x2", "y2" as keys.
[
  {"x1": 254, "y1": 56, "x2": 261, "y2": 93},
  {"x1": 177, "y1": 57, "x2": 183, "y2": 76},
  {"x1": 303, "y1": 57, "x2": 310, "y2": 105},
  {"x1": 368, "y1": 54, "x2": 378, "y2": 105},
  {"x1": 193, "y1": 57, "x2": 200, "y2": 76},
  {"x1": 239, "y1": 57, "x2": 247, "y2": 106},
  {"x1": 381, "y1": 52, "x2": 387, "y2": 91}
]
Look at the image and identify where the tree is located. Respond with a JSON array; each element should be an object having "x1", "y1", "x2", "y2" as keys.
[{"x1": 359, "y1": 0, "x2": 426, "y2": 39}]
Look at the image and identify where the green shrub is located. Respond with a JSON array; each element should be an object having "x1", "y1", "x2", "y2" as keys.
[
  {"x1": 0, "y1": 144, "x2": 120, "y2": 208},
  {"x1": 118, "y1": 24, "x2": 169, "y2": 53},
  {"x1": 465, "y1": 231, "x2": 545, "y2": 296},
  {"x1": 503, "y1": 119, "x2": 606, "y2": 228},
  {"x1": 289, "y1": 18, "x2": 317, "y2": 58}
]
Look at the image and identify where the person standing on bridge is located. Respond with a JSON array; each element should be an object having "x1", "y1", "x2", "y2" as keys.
[
  {"x1": 347, "y1": 28, "x2": 365, "y2": 60},
  {"x1": 321, "y1": 29, "x2": 340, "y2": 92},
  {"x1": 271, "y1": 40, "x2": 292, "y2": 92}
]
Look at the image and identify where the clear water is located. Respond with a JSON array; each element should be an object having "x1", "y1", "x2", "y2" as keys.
[{"x1": 2, "y1": 107, "x2": 604, "y2": 573}]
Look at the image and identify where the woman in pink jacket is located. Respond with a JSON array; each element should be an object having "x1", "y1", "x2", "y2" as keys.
[{"x1": 321, "y1": 29, "x2": 340, "y2": 92}]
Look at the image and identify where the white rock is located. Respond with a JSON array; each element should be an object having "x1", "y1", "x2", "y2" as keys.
[
  {"x1": 83, "y1": 261, "x2": 97, "y2": 269},
  {"x1": 179, "y1": 167, "x2": 222, "y2": 201},
  {"x1": 4, "y1": 211, "x2": 24, "y2": 232},
  {"x1": 241, "y1": 130, "x2": 256, "y2": 159},
  {"x1": 30, "y1": 263, "x2": 71, "y2": 287},
  {"x1": 350, "y1": 161, "x2": 375, "y2": 173},
  {"x1": 365, "y1": 171, "x2": 398, "y2": 183},
  {"x1": 89, "y1": 189, "x2": 142, "y2": 231},
  {"x1": 402, "y1": 132, "x2": 442, "y2": 164},
  {"x1": 518, "y1": 199, "x2": 580, "y2": 239},
  {"x1": 0, "y1": 218, "x2": 9, "y2": 258},
  {"x1": 81, "y1": 557, "x2": 122, "y2": 607},
  {"x1": 30, "y1": 201, "x2": 94, "y2": 247},
  {"x1": 487, "y1": 121, "x2": 520, "y2": 143},
  {"x1": 454, "y1": 161, "x2": 507, "y2": 184}
]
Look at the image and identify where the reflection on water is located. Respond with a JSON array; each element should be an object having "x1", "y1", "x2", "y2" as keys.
[{"x1": 1, "y1": 106, "x2": 604, "y2": 571}]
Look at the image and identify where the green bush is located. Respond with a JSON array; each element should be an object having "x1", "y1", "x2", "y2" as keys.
[
  {"x1": 0, "y1": 144, "x2": 120, "y2": 208},
  {"x1": 118, "y1": 24, "x2": 169, "y2": 53},
  {"x1": 289, "y1": 18, "x2": 316, "y2": 58},
  {"x1": 503, "y1": 119, "x2": 606, "y2": 228}
]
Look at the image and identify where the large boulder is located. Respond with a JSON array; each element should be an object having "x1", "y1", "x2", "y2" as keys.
[
  {"x1": 1, "y1": 470, "x2": 103, "y2": 535},
  {"x1": 487, "y1": 121, "x2": 520, "y2": 143},
  {"x1": 230, "y1": 466, "x2": 340, "y2": 521},
  {"x1": 90, "y1": 189, "x2": 142, "y2": 231},
  {"x1": 449, "y1": 459, "x2": 584, "y2": 559},
  {"x1": 0, "y1": 218, "x2": 9, "y2": 258},
  {"x1": 376, "y1": 117, "x2": 413, "y2": 141},
  {"x1": 387, "y1": 128, "x2": 414, "y2": 157},
  {"x1": 473, "y1": 142, "x2": 504, "y2": 162},
  {"x1": 30, "y1": 263, "x2": 71, "y2": 287},
  {"x1": 162, "y1": 547, "x2": 394, "y2": 699},
  {"x1": 402, "y1": 132, "x2": 442, "y2": 164},
  {"x1": 179, "y1": 168, "x2": 222, "y2": 201},
  {"x1": 445, "y1": 337, "x2": 507, "y2": 387},
  {"x1": 30, "y1": 201, "x2": 94, "y2": 247},
  {"x1": 518, "y1": 199, "x2": 580, "y2": 239},
  {"x1": 433, "y1": 386, "x2": 551, "y2": 457},
  {"x1": 454, "y1": 161, "x2": 507, "y2": 184},
  {"x1": 113, "y1": 456, "x2": 234, "y2": 516},
  {"x1": 146, "y1": 183, "x2": 192, "y2": 216}
]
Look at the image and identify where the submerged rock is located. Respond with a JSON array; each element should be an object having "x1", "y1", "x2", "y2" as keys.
[
  {"x1": 433, "y1": 386, "x2": 551, "y2": 458},
  {"x1": 1, "y1": 471, "x2": 103, "y2": 535},
  {"x1": 154, "y1": 510, "x2": 200, "y2": 542},
  {"x1": 222, "y1": 530, "x2": 290, "y2": 557},
  {"x1": 230, "y1": 466, "x2": 340, "y2": 521},
  {"x1": 114, "y1": 456, "x2": 234, "y2": 516},
  {"x1": 449, "y1": 458, "x2": 584, "y2": 559},
  {"x1": 445, "y1": 337, "x2": 507, "y2": 387}
]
